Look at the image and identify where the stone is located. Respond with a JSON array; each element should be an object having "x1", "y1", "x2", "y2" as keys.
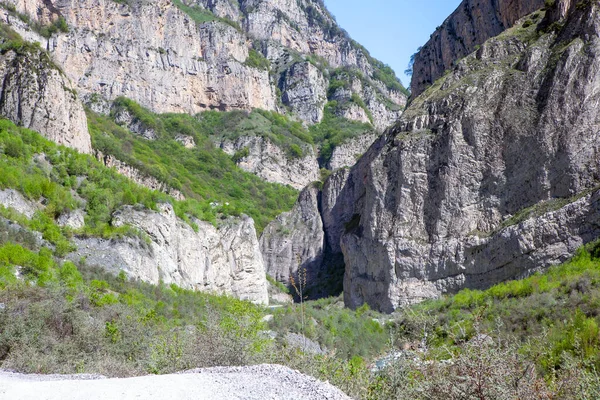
[
  {"x1": 410, "y1": 0, "x2": 546, "y2": 97},
  {"x1": 70, "y1": 203, "x2": 269, "y2": 305},
  {"x1": 0, "y1": 189, "x2": 40, "y2": 219},
  {"x1": 281, "y1": 62, "x2": 327, "y2": 125},
  {"x1": 331, "y1": 3, "x2": 600, "y2": 311},
  {"x1": 260, "y1": 186, "x2": 324, "y2": 288},
  {"x1": 0, "y1": 46, "x2": 92, "y2": 154},
  {"x1": 57, "y1": 209, "x2": 85, "y2": 230},
  {"x1": 220, "y1": 136, "x2": 319, "y2": 190}
]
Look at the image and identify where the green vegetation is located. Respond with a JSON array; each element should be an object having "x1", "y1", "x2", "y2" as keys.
[
  {"x1": 189, "y1": 107, "x2": 312, "y2": 157},
  {"x1": 0, "y1": 244, "x2": 268, "y2": 375},
  {"x1": 309, "y1": 102, "x2": 373, "y2": 165},
  {"x1": 270, "y1": 298, "x2": 387, "y2": 359},
  {"x1": 0, "y1": 118, "x2": 191, "y2": 242},
  {"x1": 172, "y1": 0, "x2": 241, "y2": 31},
  {"x1": 90, "y1": 99, "x2": 299, "y2": 232},
  {"x1": 0, "y1": 4, "x2": 68, "y2": 39},
  {"x1": 0, "y1": 221, "x2": 379, "y2": 398},
  {"x1": 370, "y1": 241, "x2": 600, "y2": 398},
  {"x1": 245, "y1": 48, "x2": 271, "y2": 71},
  {"x1": 266, "y1": 274, "x2": 290, "y2": 294}
]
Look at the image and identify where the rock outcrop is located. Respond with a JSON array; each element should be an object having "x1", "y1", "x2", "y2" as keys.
[
  {"x1": 71, "y1": 203, "x2": 269, "y2": 305},
  {"x1": 280, "y1": 62, "x2": 327, "y2": 125},
  {"x1": 260, "y1": 186, "x2": 324, "y2": 289},
  {"x1": 410, "y1": 0, "x2": 546, "y2": 97},
  {"x1": 328, "y1": 2, "x2": 600, "y2": 312},
  {"x1": 327, "y1": 133, "x2": 377, "y2": 171},
  {"x1": 220, "y1": 136, "x2": 319, "y2": 190},
  {"x1": 4, "y1": 0, "x2": 405, "y2": 130},
  {"x1": 0, "y1": 35, "x2": 92, "y2": 153}
]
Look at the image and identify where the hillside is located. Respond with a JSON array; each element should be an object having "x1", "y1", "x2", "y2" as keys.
[{"x1": 2, "y1": 0, "x2": 600, "y2": 398}]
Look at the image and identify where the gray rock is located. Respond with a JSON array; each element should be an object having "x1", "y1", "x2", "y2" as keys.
[
  {"x1": 57, "y1": 209, "x2": 85, "y2": 230},
  {"x1": 220, "y1": 136, "x2": 319, "y2": 190},
  {"x1": 281, "y1": 62, "x2": 327, "y2": 125},
  {"x1": 284, "y1": 332, "x2": 326, "y2": 355},
  {"x1": 175, "y1": 134, "x2": 196, "y2": 148},
  {"x1": 6, "y1": 0, "x2": 405, "y2": 134},
  {"x1": 70, "y1": 203, "x2": 269, "y2": 304},
  {"x1": 327, "y1": 133, "x2": 378, "y2": 171},
  {"x1": 0, "y1": 47, "x2": 91, "y2": 154},
  {"x1": 0, "y1": 190, "x2": 40, "y2": 219},
  {"x1": 260, "y1": 186, "x2": 324, "y2": 288},
  {"x1": 410, "y1": 0, "x2": 546, "y2": 97},
  {"x1": 333, "y1": 3, "x2": 600, "y2": 312}
]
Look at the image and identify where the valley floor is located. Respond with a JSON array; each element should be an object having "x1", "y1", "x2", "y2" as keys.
[{"x1": 0, "y1": 365, "x2": 350, "y2": 400}]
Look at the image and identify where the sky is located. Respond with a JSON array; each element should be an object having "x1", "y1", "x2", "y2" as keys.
[{"x1": 324, "y1": 0, "x2": 462, "y2": 88}]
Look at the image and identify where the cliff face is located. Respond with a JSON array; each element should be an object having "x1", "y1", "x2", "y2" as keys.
[
  {"x1": 410, "y1": 0, "x2": 546, "y2": 97},
  {"x1": 219, "y1": 136, "x2": 319, "y2": 190},
  {"x1": 0, "y1": 13, "x2": 91, "y2": 153},
  {"x1": 332, "y1": 2, "x2": 600, "y2": 312},
  {"x1": 5, "y1": 0, "x2": 406, "y2": 131},
  {"x1": 71, "y1": 203, "x2": 269, "y2": 305},
  {"x1": 260, "y1": 186, "x2": 324, "y2": 289}
]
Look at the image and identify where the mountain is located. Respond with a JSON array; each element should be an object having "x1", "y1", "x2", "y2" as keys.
[
  {"x1": 410, "y1": 0, "x2": 547, "y2": 97},
  {"x1": 320, "y1": 0, "x2": 600, "y2": 311},
  {"x1": 0, "y1": 0, "x2": 410, "y2": 303}
]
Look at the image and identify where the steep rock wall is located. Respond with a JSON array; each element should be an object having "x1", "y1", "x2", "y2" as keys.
[
  {"x1": 333, "y1": 3, "x2": 600, "y2": 312},
  {"x1": 219, "y1": 136, "x2": 319, "y2": 190},
  {"x1": 0, "y1": 31, "x2": 91, "y2": 153},
  {"x1": 70, "y1": 203, "x2": 269, "y2": 304},
  {"x1": 260, "y1": 186, "x2": 324, "y2": 288},
  {"x1": 410, "y1": 0, "x2": 546, "y2": 97}
]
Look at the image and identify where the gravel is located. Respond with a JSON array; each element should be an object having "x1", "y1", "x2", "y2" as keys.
[{"x1": 0, "y1": 364, "x2": 352, "y2": 400}]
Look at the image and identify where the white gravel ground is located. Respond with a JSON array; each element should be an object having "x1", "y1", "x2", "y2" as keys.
[{"x1": 0, "y1": 364, "x2": 352, "y2": 400}]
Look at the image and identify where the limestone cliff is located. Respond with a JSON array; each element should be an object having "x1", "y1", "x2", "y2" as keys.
[
  {"x1": 4, "y1": 0, "x2": 406, "y2": 130},
  {"x1": 410, "y1": 0, "x2": 546, "y2": 97},
  {"x1": 0, "y1": 18, "x2": 91, "y2": 153},
  {"x1": 219, "y1": 135, "x2": 319, "y2": 190},
  {"x1": 260, "y1": 186, "x2": 324, "y2": 290},
  {"x1": 331, "y1": 2, "x2": 600, "y2": 312},
  {"x1": 70, "y1": 203, "x2": 269, "y2": 304}
]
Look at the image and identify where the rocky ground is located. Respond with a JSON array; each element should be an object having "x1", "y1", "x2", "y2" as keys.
[{"x1": 0, "y1": 365, "x2": 351, "y2": 400}]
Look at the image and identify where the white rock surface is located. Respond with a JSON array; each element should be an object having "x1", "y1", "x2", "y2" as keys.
[
  {"x1": 0, "y1": 47, "x2": 91, "y2": 154},
  {"x1": 0, "y1": 365, "x2": 351, "y2": 400},
  {"x1": 220, "y1": 136, "x2": 319, "y2": 190},
  {"x1": 0, "y1": 189, "x2": 40, "y2": 219},
  {"x1": 70, "y1": 203, "x2": 269, "y2": 305}
]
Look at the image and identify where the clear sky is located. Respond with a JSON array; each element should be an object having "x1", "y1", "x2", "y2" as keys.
[{"x1": 324, "y1": 0, "x2": 462, "y2": 88}]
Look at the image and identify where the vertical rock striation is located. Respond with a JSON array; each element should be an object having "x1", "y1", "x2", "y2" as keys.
[
  {"x1": 331, "y1": 2, "x2": 600, "y2": 312},
  {"x1": 71, "y1": 203, "x2": 270, "y2": 304},
  {"x1": 410, "y1": 0, "x2": 546, "y2": 97}
]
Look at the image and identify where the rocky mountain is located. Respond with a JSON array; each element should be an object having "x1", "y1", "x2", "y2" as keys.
[
  {"x1": 5, "y1": 0, "x2": 406, "y2": 128},
  {"x1": 0, "y1": 0, "x2": 411, "y2": 304},
  {"x1": 410, "y1": 0, "x2": 547, "y2": 97},
  {"x1": 0, "y1": 0, "x2": 406, "y2": 190},
  {"x1": 1, "y1": 0, "x2": 593, "y2": 318},
  {"x1": 259, "y1": 0, "x2": 600, "y2": 312},
  {"x1": 325, "y1": 0, "x2": 600, "y2": 311}
]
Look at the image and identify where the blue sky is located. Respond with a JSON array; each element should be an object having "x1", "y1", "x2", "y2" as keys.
[{"x1": 323, "y1": 0, "x2": 462, "y2": 88}]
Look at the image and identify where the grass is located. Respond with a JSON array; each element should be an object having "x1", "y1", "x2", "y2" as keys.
[
  {"x1": 398, "y1": 240, "x2": 600, "y2": 372},
  {"x1": 245, "y1": 48, "x2": 271, "y2": 71},
  {"x1": 270, "y1": 297, "x2": 389, "y2": 360},
  {"x1": 89, "y1": 100, "x2": 300, "y2": 232},
  {"x1": 191, "y1": 107, "x2": 313, "y2": 158},
  {"x1": 309, "y1": 102, "x2": 373, "y2": 165},
  {"x1": 172, "y1": 0, "x2": 241, "y2": 31}
]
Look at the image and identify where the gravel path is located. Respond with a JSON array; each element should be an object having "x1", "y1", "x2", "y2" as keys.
[{"x1": 0, "y1": 364, "x2": 351, "y2": 400}]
